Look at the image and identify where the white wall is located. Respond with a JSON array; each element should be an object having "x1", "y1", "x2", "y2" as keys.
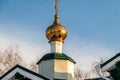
[
  {"x1": 50, "y1": 41, "x2": 63, "y2": 53},
  {"x1": 39, "y1": 60, "x2": 54, "y2": 78},
  {"x1": 39, "y1": 59, "x2": 74, "y2": 80}
]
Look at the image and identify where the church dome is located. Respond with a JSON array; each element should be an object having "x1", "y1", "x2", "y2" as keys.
[{"x1": 46, "y1": 15, "x2": 67, "y2": 43}]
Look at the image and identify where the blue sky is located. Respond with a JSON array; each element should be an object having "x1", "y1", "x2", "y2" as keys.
[{"x1": 0, "y1": 0, "x2": 120, "y2": 71}]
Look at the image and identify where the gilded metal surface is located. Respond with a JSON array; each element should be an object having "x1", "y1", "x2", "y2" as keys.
[
  {"x1": 46, "y1": 15, "x2": 67, "y2": 43},
  {"x1": 46, "y1": 0, "x2": 67, "y2": 42}
]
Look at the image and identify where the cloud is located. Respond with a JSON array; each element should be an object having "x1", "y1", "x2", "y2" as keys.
[
  {"x1": 0, "y1": 23, "x2": 115, "y2": 72},
  {"x1": 63, "y1": 35, "x2": 114, "y2": 71},
  {"x1": 0, "y1": 34, "x2": 49, "y2": 64}
]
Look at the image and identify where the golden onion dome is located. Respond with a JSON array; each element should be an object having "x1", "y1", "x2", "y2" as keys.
[{"x1": 46, "y1": 14, "x2": 67, "y2": 43}]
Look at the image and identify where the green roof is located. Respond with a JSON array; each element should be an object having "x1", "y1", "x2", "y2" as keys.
[
  {"x1": 101, "y1": 53, "x2": 120, "y2": 68},
  {"x1": 37, "y1": 53, "x2": 76, "y2": 64}
]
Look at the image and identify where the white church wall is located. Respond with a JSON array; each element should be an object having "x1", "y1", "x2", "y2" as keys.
[
  {"x1": 54, "y1": 59, "x2": 74, "y2": 80},
  {"x1": 68, "y1": 60, "x2": 74, "y2": 80},
  {"x1": 50, "y1": 41, "x2": 63, "y2": 53},
  {"x1": 39, "y1": 59, "x2": 74, "y2": 80},
  {"x1": 39, "y1": 60, "x2": 54, "y2": 79},
  {"x1": 54, "y1": 59, "x2": 68, "y2": 73}
]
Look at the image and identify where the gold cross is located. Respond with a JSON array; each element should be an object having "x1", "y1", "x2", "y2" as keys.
[{"x1": 55, "y1": 0, "x2": 60, "y2": 14}]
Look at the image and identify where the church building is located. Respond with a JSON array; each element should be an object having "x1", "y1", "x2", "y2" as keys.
[
  {"x1": 0, "y1": 0, "x2": 75, "y2": 80},
  {"x1": 0, "y1": 0, "x2": 119, "y2": 80}
]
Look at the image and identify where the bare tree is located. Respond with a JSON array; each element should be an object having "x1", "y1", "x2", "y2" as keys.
[
  {"x1": 74, "y1": 68, "x2": 82, "y2": 80},
  {"x1": 89, "y1": 57, "x2": 109, "y2": 78},
  {"x1": 74, "y1": 67, "x2": 90, "y2": 80},
  {"x1": 29, "y1": 58, "x2": 38, "y2": 72},
  {"x1": 0, "y1": 45, "x2": 26, "y2": 75},
  {"x1": 74, "y1": 57, "x2": 110, "y2": 80},
  {"x1": 0, "y1": 44, "x2": 41, "y2": 76}
]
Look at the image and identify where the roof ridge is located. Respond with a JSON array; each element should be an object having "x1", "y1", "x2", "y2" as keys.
[
  {"x1": 101, "y1": 52, "x2": 120, "y2": 68},
  {"x1": 0, "y1": 64, "x2": 50, "y2": 80}
]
